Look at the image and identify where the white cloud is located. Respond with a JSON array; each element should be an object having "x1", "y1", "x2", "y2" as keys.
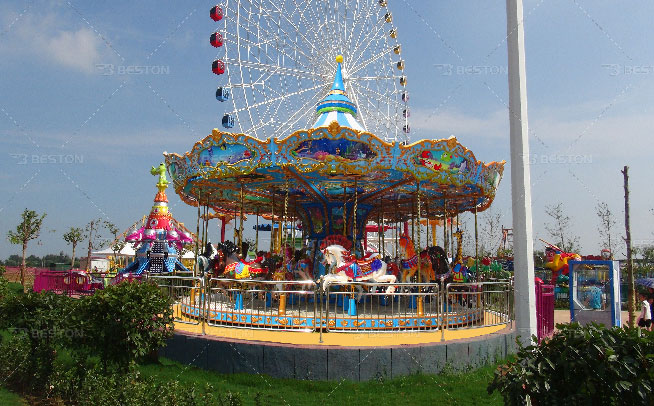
[
  {"x1": 405, "y1": 102, "x2": 653, "y2": 159},
  {"x1": 409, "y1": 108, "x2": 508, "y2": 140},
  {"x1": 1, "y1": 13, "x2": 109, "y2": 74},
  {"x1": 46, "y1": 28, "x2": 102, "y2": 73}
]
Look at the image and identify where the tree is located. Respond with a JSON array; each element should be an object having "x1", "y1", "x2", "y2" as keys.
[
  {"x1": 544, "y1": 202, "x2": 580, "y2": 252},
  {"x1": 105, "y1": 221, "x2": 126, "y2": 270},
  {"x1": 479, "y1": 208, "x2": 502, "y2": 257},
  {"x1": 63, "y1": 227, "x2": 84, "y2": 269},
  {"x1": 7, "y1": 208, "x2": 46, "y2": 287},
  {"x1": 595, "y1": 202, "x2": 616, "y2": 257},
  {"x1": 84, "y1": 219, "x2": 108, "y2": 272}
]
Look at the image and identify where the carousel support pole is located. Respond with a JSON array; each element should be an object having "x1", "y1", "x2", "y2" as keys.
[
  {"x1": 220, "y1": 217, "x2": 226, "y2": 243},
  {"x1": 395, "y1": 201, "x2": 400, "y2": 258},
  {"x1": 255, "y1": 209, "x2": 259, "y2": 253},
  {"x1": 450, "y1": 213, "x2": 454, "y2": 260},
  {"x1": 353, "y1": 179, "x2": 358, "y2": 256},
  {"x1": 377, "y1": 211, "x2": 381, "y2": 254},
  {"x1": 195, "y1": 189, "x2": 201, "y2": 277},
  {"x1": 203, "y1": 205, "x2": 209, "y2": 247},
  {"x1": 278, "y1": 292, "x2": 287, "y2": 316},
  {"x1": 416, "y1": 182, "x2": 422, "y2": 283},
  {"x1": 233, "y1": 206, "x2": 237, "y2": 245},
  {"x1": 395, "y1": 200, "x2": 400, "y2": 258},
  {"x1": 426, "y1": 202, "x2": 430, "y2": 247},
  {"x1": 239, "y1": 184, "x2": 244, "y2": 257},
  {"x1": 416, "y1": 181, "x2": 424, "y2": 316},
  {"x1": 284, "y1": 185, "x2": 289, "y2": 250},
  {"x1": 343, "y1": 186, "x2": 347, "y2": 237},
  {"x1": 475, "y1": 205, "x2": 479, "y2": 281},
  {"x1": 411, "y1": 198, "x2": 416, "y2": 248},
  {"x1": 381, "y1": 200, "x2": 386, "y2": 257},
  {"x1": 443, "y1": 200, "x2": 449, "y2": 261},
  {"x1": 271, "y1": 191, "x2": 276, "y2": 254},
  {"x1": 507, "y1": 0, "x2": 537, "y2": 343}
]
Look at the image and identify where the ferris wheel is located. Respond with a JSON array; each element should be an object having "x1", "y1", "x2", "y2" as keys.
[{"x1": 209, "y1": 0, "x2": 410, "y2": 142}]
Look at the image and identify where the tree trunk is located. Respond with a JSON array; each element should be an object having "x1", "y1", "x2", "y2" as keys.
[
  {"x1": 86, "y1": 221, "x2": 94, "y2": 272},
  {"x1": 21, "y1": 241, "x2": 27, "y2": 289},
  {"x1": 622, "y1": 166, "x2": 635, "y2": 328},
  {"x1": 71, "y1": 243, "x2": 76, "y2": 269}
]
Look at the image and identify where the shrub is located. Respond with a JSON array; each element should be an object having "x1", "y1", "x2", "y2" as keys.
[
  {"x1": 0, "y1": 330, "x2": 33, "y2": 392},
  {"x1": 77, "y1": 280, "x2": 174, "y2": 371},
  {"x1": 488, "y1": 323, "x2": 654, "y2": 405},
  {"x1": 0, "y1": 291, "x2": 76, "y2": 392},
  {"x1": 52, "y1": 368, "x2": 238, "y2": 406}
]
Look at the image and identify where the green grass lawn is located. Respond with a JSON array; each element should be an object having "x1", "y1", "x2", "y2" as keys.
[
  {"x1": 140, "y1": 357, "x2": 503, "y2": 406},
  {"x1": 0, "y1": 387, "x2": 26, "y2": 406}
]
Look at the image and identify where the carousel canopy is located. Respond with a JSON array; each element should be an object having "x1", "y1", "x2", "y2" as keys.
[{"x1": 164, "y1": 56, "x2": 505, "y2": 239}]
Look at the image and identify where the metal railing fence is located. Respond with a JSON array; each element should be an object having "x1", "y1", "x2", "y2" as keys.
[{"x1": 147, "y1": 275, "x2": 514, "y2": 336}]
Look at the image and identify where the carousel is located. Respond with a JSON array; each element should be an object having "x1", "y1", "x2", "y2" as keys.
[{"x1": 162, "y1": 52, "x2": 507, "y2": 332}]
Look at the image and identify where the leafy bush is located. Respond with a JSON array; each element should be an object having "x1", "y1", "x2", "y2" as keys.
[
  {"x1": 77, "y1": 280, "x2": 174, "y2": 371},
  {"x1": 53, "y1": 368, "x2": 231, "y2": 406},
  {"x1": 0, "y1": 330, "x2": 33, "y2": 392},
  {"x1": 488, "y1": 323, "x2": 654, "y2": 405},
  {"x1": 0, "y1": 280, "x2": 174, "y2": 395},
  {"x1": 0, "y1": 291, "x2": 75, "y2": 392}
]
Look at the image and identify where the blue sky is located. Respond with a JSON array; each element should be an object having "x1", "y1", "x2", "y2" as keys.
[{"x1": 1, "y1": 0, "x2": 653, "y2": 260}]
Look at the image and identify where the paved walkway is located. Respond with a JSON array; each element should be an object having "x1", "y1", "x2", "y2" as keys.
[{"x1": 554, "y1": 309, "x2": 631, "y2": 326}]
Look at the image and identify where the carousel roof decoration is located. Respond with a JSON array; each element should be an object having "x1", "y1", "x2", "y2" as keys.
[
  {"x1": 312, "y1": 55, "x2": 365, "y2": 132},
  {"x1": 165, "y1": 56, "x2": 505, "y2": 240}
]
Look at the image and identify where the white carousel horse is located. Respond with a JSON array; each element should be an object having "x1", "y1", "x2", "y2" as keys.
[{"x1": 320, "y1": 244, "x2": 396, "y2": 301}]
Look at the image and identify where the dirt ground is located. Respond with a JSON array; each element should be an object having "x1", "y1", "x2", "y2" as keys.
[{"x1": 2, "y1": 266, "x2": 37, "y2": 286}]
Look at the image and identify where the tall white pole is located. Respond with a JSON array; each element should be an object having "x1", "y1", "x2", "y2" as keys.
[{"x1": 506, "y1": 0, "x2": 537, "y2": 344}]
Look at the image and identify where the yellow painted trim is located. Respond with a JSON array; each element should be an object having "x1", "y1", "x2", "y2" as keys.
[{"x1": 173, "y1": 320, "x2": 508, "y2": 347}]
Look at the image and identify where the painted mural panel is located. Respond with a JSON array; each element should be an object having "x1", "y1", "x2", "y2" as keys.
[
  {"x1": 197, "y1": 143, "x2": 254, "y2": 166},
  {"x1": 415, "y1": 150, "x2": 469, "y2": 174},
  {"x1": 292, "y1": 138, "x2": 377, "y2": 162}
]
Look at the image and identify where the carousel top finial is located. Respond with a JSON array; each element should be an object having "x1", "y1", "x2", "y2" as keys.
[{"x1": 312, "y1": 55, "x2": 365, "y2": 131}]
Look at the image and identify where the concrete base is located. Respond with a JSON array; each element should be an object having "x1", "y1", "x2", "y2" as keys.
[{"x1": 159, "y1": 327, "x2": 517, "y2": 381}]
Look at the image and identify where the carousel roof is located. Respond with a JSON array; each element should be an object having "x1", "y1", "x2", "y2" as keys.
[{"x1": 164, "y1": 57, "x2": 505, "y2": 223}]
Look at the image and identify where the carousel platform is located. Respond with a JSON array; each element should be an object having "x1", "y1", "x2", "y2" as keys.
[{"x1": 161, "y1": 322, "x2": 516, "y2": 381}]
